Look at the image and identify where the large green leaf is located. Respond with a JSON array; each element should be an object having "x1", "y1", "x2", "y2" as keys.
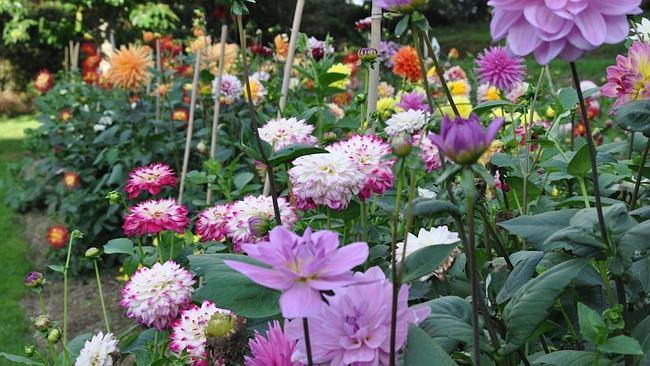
[
  {"x1": 268, "y1": 144, "x2": 327, "y2": 166},
  {"x1": 497, "y1": 210, "x2": 578, "y2": 250},
  {"x1": 542, "y1": 226, "x2": 606, "y2": 257},
  {"x1": 496, "y1": 251, "x2": 544, "y2": 304},
  {"x1": 502, "y1": 258, "x2": 590, "y2": 352},
  {"x1": 0, "y1": 353, "x2": 44, "y2": 365},
  {"x1": 599, "y1": 335, "x2": 644, "y2": 355},
  {"x1": 618, "y1": 221, "x2": 650, "y2": 270},
  {"x1": 419, "y1": 296, "x2": 476, "y2": 352},
  {"x1": 613, "y1": 100, "x2": 650, "y2": 136},
  {"x1": 577, "y1": 302, "x2": 608, "y2": 345},
  {"x1": 567, "y1": 144, "x2": 592, "y2": 178},
  {"x1": 103, "y1": 238, "x2": 135, "y2": 256},
  {"x1": 631, "y1": 315, "x2": 650, "y2": 365},
  {"x1": 532, "y1": 351, "x2": 609, "y2": 365},
  {"x1": 404, "y1": 325, "x2": 458, "y2": 366},
  {"x1": 401, "y1": 243, "x2": 457, "y2": 283},
  {"x1": 558, "y1": 87, "x2": 578, "y2": 110},
  {"x1": 189, "y1": 254, "x2": 281, "y2": 318},
  {"x1": 411, "y1": 199, "x2": 461, "y2": 219}
]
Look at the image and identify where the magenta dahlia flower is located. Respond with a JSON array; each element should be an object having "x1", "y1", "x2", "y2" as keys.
[
  {"x1": 602, "y1": 41, "x2": 650, "y2": 109},
  {"x1": 170, "y1": 301, "x2": 231, "y2": 366},
  {"x1": 286, "y1": 266, "x2": 431, "y2": 365},
  {"x1": 327, "y1": 134, "x2": 395, "y2": 200},
  {"x1": 226, "y1": 195, "x2": 298, "y2": 247},
  {"x1": 122, "y1": 198, "x2": 189, "y2": 236},
  {"x1": 124, "y1": 163, "x2": 177, "y2": 200},
  {"x1": 195, "y1": 204, "x2": 232, "y2": 242},
  {"x1": 120, "y1": 261, "x2": 195, "y2": 330},
  {"x1": 489, "y1": 0, "x2": 643, "y2": 65},
  {"x1": 396, "y1": 89, "x2": 430, "y2": 113},
  {"x1": 475, "y1": 46, "x2": 526, "y2": 90},
  {"x1": 245, "y1": 321, "x2": 303, "y2": 366},
  {"x1": 429, "y1": 113, "x2": 504, "y2": 165},
  {"x1": 225, "y1": 226, "x2": 369, "y2": 318},
  {"x1": 414, "y1": 132, "x2": 442, "y2": 172}
]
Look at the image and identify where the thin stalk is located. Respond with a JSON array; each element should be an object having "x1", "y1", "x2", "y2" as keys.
[
  {"x1": 62, "y1": 233, "x2": 75, "y2": 355},
  {"x1": 420, "y1": 30, "x2": 459, "y2": 116},
  {"x1": 38, "y1": 293, "x2": 46, "y2": 314},
  {"x1": 360, "y1": 200, "x2": 368, "y2": 242},
  {"x1": 302, "y1": 318, "x2": 314, "y2": 366},
  {"x1": 169, "y1": 235, "x2": 175, "y2": 261},
  {"x1": 597, "y1": 261, "x2": 616, "y2": 306},
  {"x1": 398, "y1": 168, "x2": 418, "y2": 281},
  {"x1": 577, "y1": 177, "x2": 591, "y2": 208},
  {"x1": 557, "y1": 299, "x2": 580, "y2": 349},
  {"x1": 93, "y1": 259, "x2": 111, "y2": 333},
  {"x1": 630, "y1": 139, "x2": 649, "y2": 210},
  {"x1": 522, "y1": 67, "x2": 546, "y2": 215},
  {"x1": 466, "y1": 190, "x2": 482, "y2": 366},
  {"x1": 478, "y1": 204, "x2": 513, "y2": 270},
  {"x1": 389, "y1": 159, "x2": 406, "y2": 366},
  {"x1": 48, "y1": 343, "x2": 58, "y2": 366},
  {"x1": 628, "y1": 133, "x2": 635, "y2": 160},
  {"x1": 615, "y1": 276, "x2": 632, "y2": 366}
]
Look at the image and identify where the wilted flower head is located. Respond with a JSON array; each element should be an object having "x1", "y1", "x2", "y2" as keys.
[
  {"x1": 196, "y1": 204, "x2": 232, "y2": 242},
  {"x1": 245, "y1": 321, "x2": 303, "y2": 366},
  {"x1": 124, "y1": 163, "x2": 177, "y2": 199},
  {"x1": 489, "y1": 0, "x2": 643, "y2": 65},
  {"x1": 120, "y1": 261, "x2": 195, "y2": 330},
  {"x1": 107, "y1": 45, "x2": 153, "y2": 90},
  {"x1": 475, "y1": 46, "x2": 526, "y2": 90},
  {"x1": 34, "y1": 69, "x2": 54, "y2": 93},
  {"x1": 122, "y1": 198, "x2": 189, "y2": 236},
  {"x1": 213, "y1": 73, "x2": 243, "y2": 105},
  {"x1": 225, "y1": 226, "x2": 369, "y2": 318},
  {"x1": 430, "y1": 113, "x2": 504, "y2": 165},
  {"x1": 75, "y1": 332, "x2": 118, "y2": 366},
  {"x1": 630, "y1": 18, "x2": 650, "y2": 43},
  {"x1": 602, "y1": 41, "x2": 650, "y2": 109},
  {"x1": 385, "y1": 109, "x2": 426, "y2": 137},
  {"x1": 396, "y1": 226, "x2": 460, "y2": 280},
  {"x1": 392, "y1": 46, "x2": 421, "y2": 82},
  {"x1": 47, "y1": 225, "x2": 69, "y2": 249},
  {"x1": 397, "y1": 89, "x2": 430, "y2": 112},
  {"x1": 226, "y1": 195, "x2": 298, "y2": 246},
  {"x1": 258, "y1": 117, "x2": 317, "y2": 151}
]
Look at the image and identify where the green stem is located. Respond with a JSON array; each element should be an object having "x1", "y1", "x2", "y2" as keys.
[
  {"x1": 389, "y1": 159, "x2": 406, "y2": 366},
  {"x1": 418, "y1": 29, "x2": 459, "y2": 116},
  {"x1": 156, "y1": 233, "x2": 163, "y2": 263},
  {"x1": 522, "y1": 67, "x2": 546, "y2": 215},
  {"x1": 62, "y1": 233, "x2": 75, "y2": 356},
  {"x1": 557, "y1": 299, "x2": 580, "y2": 348},
  {"x1": 94, "y1": 259, "x2": 111, "y2": 334},
  {"x1": 577, "y1": 177, "x2": 591, "y2": 208},
  {"x1": 466, "y1": 184, "x2": 482, "y2": 366},
  {"x1": 360, "y1": 200, "x2": 368, "y2": 242},
  {"x1": 169, "y1": 235, "x2": 175, "y2": 261},
  {"x1": 398, "y1": 168, "x2": 418, "y2": 281},
  {"x1": 48, "y1": 343, "x2": 58, "y2": 366},
  {"x1": 38, "y1": 293, "x2": 46, "y2": 315},
  {"x1": 597, "y1": 261, "x2": 616, "y2": 306},
  {"x1": 630, "y1": 139, "x2": 649, "y2": 210}
]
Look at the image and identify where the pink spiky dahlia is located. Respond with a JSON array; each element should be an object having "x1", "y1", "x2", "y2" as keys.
[
  {"x1": 124, "y1": 163, "x2": 177, "y2": 199},
  {"x1": 122, "y1": 198, "x2": 189, "y2": 236},
  {"x1": 475, "y1": 46, "x2": 526, "y2": 90},
  {"x1": 414, "y1": 132, "x2": 442, "y2": 172},
  {"x1": 120, "y1": 261, "x2": 195, "y2": 330},
  {"x1": 226, "y1": 195, "x2": 298, "y2": 247},
  {"x1": 195, "y1": 204, "x2": 232, "y2": 242},
  {"x1": 602, "y1": 41, "x2": 650, "y2": 109},
  {"x1": 245, "y1": 321, "x2": 303, "y2": 366}
]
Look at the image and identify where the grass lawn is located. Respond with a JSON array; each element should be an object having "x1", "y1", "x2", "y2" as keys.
[{"x1": 0, "y1": 115, "x2": 40, "y2": 361}]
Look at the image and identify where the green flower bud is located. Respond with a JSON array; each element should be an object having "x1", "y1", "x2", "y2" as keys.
[
  {"x1": 603, "y1": 304, "x2": 625, "y2": 331},
  {"x1": 205, "y1": 312, "x2": 236, "y2": 338},
  {"x1": 85, "y1": 247, "x2": 101, "y2": 259},
  {"x1": 24, "y1": 345, "x2": 35, "y2": 357},
  {"x1": 47, "y1": 327, "x2": 61, "y2": 344},
  {"x1": 71, "y1": 230, "x2": 84, "y2": 240},
  {"x1": 105, "y1": 191, "x2": 122, "y2": 205},
  {"x1": 33, "y1": 315, "x2": 51, "y2": 332},
  {"x1": 391, "y1": 133, "x2": 413, "y2": 158}
]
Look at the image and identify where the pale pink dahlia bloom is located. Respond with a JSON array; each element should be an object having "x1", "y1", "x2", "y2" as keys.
[
  {"x1": 245, "y1": 321, "x2": 304, "y2": 366},
  {"x1": 327, "y1": 134, "x2": 395, "y2": 200},
  {"x1": 414, "y1": 132, "x2": 442, "y2": 172},
  {"x1": 384, "y1": 110, "x2": 426, "y2": 137},
  {"x1": 489, "y1": 0, "x2": 643, "y2": 65},
  {"x1": 443, "y1": 66, "x2": 468, "y2": 82},
  {"x1": 226, "y1": 195, "x2": 298, "y2": 246},
  {"x1": 213, "y1": 73, "x2": 243, "y2": 105},
  {"x1": 195, "y1": 204, "x2": 232, "y2": 242},
  {"x1": 258, "y1": 117, "x2": 317, "y2": 151},
  {"x1": 75, "y1": 332, "x2": 118, "y2": 366},
  {"x1": 124, "y1": 163, "x2": 177, "y2": 199},
  {"x1": 286, "y1": 267, "x2": 431, "y2": 365},
  {"x1": 120, "y1": 261, "x2": 195, "y2": 330},
  {"x1": 602, "y1": 41, "x2": 650, "y2": 109},
  {"x1": 288, "y1": 151, "x2": 366, "y2": 211},
  {"x1": 122, "y1": 198, "x2": 189, "y2": 236},
  {"x1": 170, "y1": 301, "x2": 231, "y2": 366}
]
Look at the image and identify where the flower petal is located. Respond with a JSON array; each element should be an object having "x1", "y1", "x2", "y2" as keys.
[
  {"x1": 223, "y1": 260, "x2": 292, "y2": 290},
  {"x1": 279, "y1": 282, "x2": 324, "y2": 318}
]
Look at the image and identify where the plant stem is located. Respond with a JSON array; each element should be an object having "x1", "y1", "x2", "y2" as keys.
[
  {"x1": 420, "y1": 30, "x2": 459, "y2": 116},
  {"x1": 597, "y1": 260, "x2": 616, "y2": 306},
  {"x1": 38, "y1": 293, "x2": 46, "y2": 315},
  {"x1": 522, "y1": 67, "x2": 546, "y2": 215},
  {"x1": 302, "y1": 318, "x2": 314, "y2": 366},
  {"x1": 556, "y1": 299, "x2": 580, "y2": 349},
  {"x1": 93, "y1": 259, "x2": 111, "y2": 333},
  {"x1": 630, "y1": 139, "x2": 649, "y2": 210},
  {"x1": 398, "y1": 168, "x2": 418, "y2": 281},
  {"x1": 577, "y1": 177, "x2": 591, "y2": 208},
  {"x1": 62, "y1": 233, "x2": 75, "y2": 355},
  {"x1": 466, "y1": 189, "x2": 482, "y2": 366},
  {"x1": 389, "y1": 159, "x2": 406, "y2": 366},
  {"x1": 478, "y1": 204, "x2": 513, "y2": 270},
  {"x1": 169, "y1": 235, "x2": 175, "y2": 261},
  {"x1": 360, "y1": 200, "x2": 368, "y2": 242}
]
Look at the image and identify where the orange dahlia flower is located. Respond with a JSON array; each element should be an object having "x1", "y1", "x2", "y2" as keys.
[
  {"x1": 392, "y1": 46, "x2": 421, "y2": 82},
  {"x1": 47, "y1": 225, "x2": 69, "y2": 249},
  {"x1": 107, "y1": 45, "x2": 154, "y2": 91}
]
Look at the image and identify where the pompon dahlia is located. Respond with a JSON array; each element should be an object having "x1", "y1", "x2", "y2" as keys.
[
  {"x1": 75, "y1": 332, "x2": 119, "y2": 366},
  {"x1": 34, "y1": 69, "x2": 54, "y2": 93},
  {"x1": 196, "y1": 204, "x2": 232, "y2": 242},
  {"x1": 213, "y1": 73, "x2": 242, "y2": 105},
  {"x1": 288, "y1": 152, "x2": 366, "y2": 211},
  {"x1": 327, "y1": 135, "x2": 394, "y2": 200},
  {"x1": 385, "y1": 109, "x2": 426, "y2": 137},
  {"x1": 392, "y1": 46, "x2": 421, "y2": 82},
  {"x1": 122, "y1": 198, "x2": 189, "y2": 236},
  {"x1": 602, "y1": 41, "x2": 650, "y2": 109},
  {"x1": 258, "y1": 117, "x2": 317, "y2": 151},
  {"x1": 107, "y1": 45, "x2": 153, "y2": 91},
  {"x1": 396, "y1": 89, "x2": 429, "y2": 112},
  {"x1": 124, "y1": 163, "x2": 177, "y2": 199},
  {"x1": 170, "y1": 301, "x2": 231, "y2": 366},
  {"x1": 226, "y1": 195, "x2": 298, "y2": 246},
  {"x1": 120, "y1": 261, "x2": 195, "y2": 330},
  {"x1": 488, "y1": 0, "x2": 643, "y2": 65},
  {"x1": 245, "y1": 321, "x2": 303, "y2": 366},
  {"x1": 47, "y1": 225, "x2": 69, "y2": 249},
  {"x1": 396, "y1": 226, "x2": 460, "y2": 280},
  {"x1": 414, "y1": 132, "x2": 442, "y2": 172},
  {"x1": 286, "y1": 266, "x2": 431, "y2": 365},
  {"x1": 475, "y1": 46, "x2": 526, "y2": 90}
]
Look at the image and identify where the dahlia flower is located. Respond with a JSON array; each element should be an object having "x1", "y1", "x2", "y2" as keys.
[
  {"x1": 122, "y1": 198, "x2": 189, "y2": 237},
  {"x1": 226, "y1": 195, "x2": 298, "y2": 246},
  {"x1": 475, "y1": 46, "x2": 526, "y2": 90},
  {"x1": 306, "y1": 36, "x2": 334, "y2": 60},
  {"x1": 477, "y1": 84, "x2": 502, "y2": 103},
  {"x1": 245, "y1": 321, "x2": 303, "y2": 366},
  {"x1": 385, "y1": 109, "x2": 426, "y2": 137},
  {"x1": 213, "y1": 73, "x2": 243, "y2": 105},
  {"x1": 327, "y1": 103, "x2": 345, "y2": 120},
  {"x1": 448, "y1": 79, "x2": 471, "y2": 97},
  {"x1": 378, "y1": 41, "x2": 400, "y2": 68},
  {"x1": 327, "y1": 63, "x2": 353, "y2": 89},
  {"x1": 170, "y1": 301, "x2": 231, "y2": 366},
  {"x1": 355, "y1": 17, "x2": 372, "y2": 31},
  {"x1": 506, "y1": 82, "x2": 529, "y2": 103},
  {"x1": 286, "y1": 266, "x2": 431, "y2": 365},
  {"x1": 396, "y1": 89, "x2": 429, "y2": 112},
  {"x1": 107, "y1": 45, "x2": 153, "y2": 90},
  {"x1": 443, "y1": 66, "x2": 468, "y2": 82},
  {"x1": 63, "y1": 172, "x2": 80, "y2": 189},
  {"x1": 430, "y1": 113, "x2": 504, "y2": 165},
  {"x1": 377, "y1": 97, "x2": 398, "y2": 119},
  {"x1": 275, "y1": 34, "x2": 290, "y2": 61},
  {"x1": 75, "y1": 332, "x2": 119, "y2": 366},
  {"x1": 24, "y1": 271, "x2": 44, "y2": 289},
  {"x1": 243, "y1": 77, "x2": 266, "y2": 106},
  {"x1": 630, "y1": 18, "x2": 650, "y2": 43},
  {"x1": 172, "y1": 108, "x2": 190, "y2": 123},
  {"x1": 120, "y1": 261, "x2": 195, "y2": 330},
  {"x1": 196, "y1": 204, "x2": 232, "y2": 242},
  {"x1": 489, "y1": 0, "x2": 643, "y2": 65},
  {"x1": 439, "y1": 95, "x2": 473, "y2": 119},
  {"x1": 225, "y1": 226, "x2": 369, "y2": 318},
  {"x1": 396, "y1": 226, "x2": 460, "y2": 280},
  {"x1": 124, "y1": 163, "x2": 177, "y2": 199},
  {"x1": 288, "y1": 151, "x2": 366, "y2": 211},
  {"x1": 47, "y1": 225, "x2": 69, "y2": 249},
  {"x1": 34, "y1": 69, "x2": 54, "y2": 93},
  {"x1": 327, "y1": 135, "x2": 394, "y2": 200},
  {"x1": 378, "y1": 81, "x2": 396, "y2": 98},
  {"x1": 258, "y1": 117, "x2": 317, "y2": 151},
  {"x1": 392, "y1": 46, "x2": 421, "y2": 82},
  {"x1": 414, "y1": 132, "x2": 442, "y2": 172},
  {"x1": 602, "y1": 41, "x2": 650, "y2": 109}
]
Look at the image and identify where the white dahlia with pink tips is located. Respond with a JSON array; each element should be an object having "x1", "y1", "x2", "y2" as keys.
[
  {"x1": 195, "y1": 204, "x2": 232, "y2": 242},
  {"x1": 258, "y1": 117, "x2": 317, "y2": 151},
  {"x1": 75, "y1": 332, "x2": 119, "y2": 366},
  {"x1": 120, "y1": 261, "x2": 195, "y2": 330},
  {"x1": 414, "y1": 132, "x2": 442, "y2": 172},
  {"x1": 122, "y1": 198, "x2": 189, "y2": 236},
  {"x1": 226, "y1": 195, "x2": 298, "y2": 247},
  {"x1": 124, "y1": 162, "x2": 177, "y2": 199}
]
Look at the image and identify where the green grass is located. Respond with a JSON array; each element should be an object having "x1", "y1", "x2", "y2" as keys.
[{"x1": 0, "y1": 114, "x2": 39, "y2": 361}]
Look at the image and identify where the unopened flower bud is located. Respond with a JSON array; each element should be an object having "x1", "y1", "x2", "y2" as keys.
[
  {"x1": 354, "y1": 93, "x2": 366, "y2": 105},
  {"x1": 603, "y1": 304, "x2": 625, "y2": 330},
  {"x1": 33, "y1": 315, "x2": 51, "y2": 332},
  {"x1": 71, "y1": 230, "x2": 84, "y2": 240},
  {"x1": 322, "y1": 132, "x2": 338, "y2": 143},
  {"x1": 391, "y1": 133, "x2": 413, "y2": 157},
  {"x1": 205, "y1": 312, "x2": 236, "y2": 338},
  {"x1": 105, "y1": 191, "x2": 122, "y2": 205},
  {"x1": 24, "y1": 345, "x2": 35, "y2": 356},
  {"x1": 24, "y1": 272, "x2": 44, "y2": 289},
  {"x1": 197, "y1": 141, "x2": 208, "y2": 154},
  {"x1": 248, "y1": 216, "x2": 270, "y2": 238},
  {"x1": 47, "y1": 327, "x2": 61, "y2": 344},
  {"x1": 85, "y1": 247, "x2": 101, "y2": 259},
  {"x1": 358, "y1": 47, "x2": 378, "y2": 63}
]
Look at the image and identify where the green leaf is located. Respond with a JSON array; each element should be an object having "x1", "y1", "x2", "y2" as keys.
[
  {"x1": 411, "y1": 199, "x2": 461, "y2": 219},
  {"x1": 189, "y1": 254, "x2": 280, "y2": 318},
  {"x1": 613, "y1": 100, "x2": 650, "y2": 136},
  {"x1": 233, "y1": 172, "x2": 254, "y2": 190},
  {"x1": 318, "y1": 72, "x2": 348, "y2": 88},
  {"x1": 66, "y1": 333, "x2": 93, "y2": 362},
  {"x1": 599, "y1": 335, "x2": 644, "y2": 355},
  {"x1": 419, "y1": 296, "x2": 476, "y2": 352},
  {"x1": 567, "y1": 144, "x2": 592, "y2": 177},
  {"x1": 395, "y1": 14, "x2": 410, "y2": 37},
  {"x1": 472, "y1": 100, "x2": 514, "y2": 116},
  {"x1": 404, "y1": 325, "x2": 458, "y2": 366},
  {"x1": 543, "y1": 226, "x2": 606, "y2": 257},
  {"x1": 532, "y1": 350, "x2": 604, "y2": 365},
  {"x1": 0, "y1": 353, "x2": 44, "y2": 365},
  {"x1": 631, "y1": 315, "x2": 650, "y2": 364},
  {"x1": 497, "y1": 210, "x2": 578, "y2": 250},
  {"x1": 618, "y1": 220, "x2": 650, "y2": 270},
  {"x1": 103, "y1": 238, "x2": 135, "y2": 255},
  {"x1": 268, "y1": 144, "x2": 327, "y2": 166},
  {"x1": 496, "y1": 251, "x2": 544, "y2": 304},
  {"x1": 558, "y1": 87, "x2": 578, "y2": 110},
  {"x1": 47, "y1": 264, "x2": 64, "y2": 273},
  {"x1": 502, "y1": 258, "x2": 590, "y2": 352},
  {"x1": 401, "y1": 243, "x2": 457, "y2": 283},
  {"x1": 577, "y1": 302, "x2": 608, "y2": 345}
]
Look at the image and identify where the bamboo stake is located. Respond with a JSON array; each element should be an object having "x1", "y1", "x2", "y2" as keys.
[
  {"x1": 110, "y1": 30, "x2": 116, "y2": 52},
  {"x1": 206, "y1": 25, "x2": 229, "y2": 205},
  {"x1": 64, "y1": 46, "x2": 69, "y2": 75},
  {"x1": 178, "y1": 46, "x2": 203, "y2": 204},
  {"x1": 277, "y1": 0, "x2": 306, "y2": 117},
  {"x1": 366, "y1": 3, "x2": 382, "y2": 120},
  {"x1": 155, "y1": 39, "x2": 162, "y2": 122}
]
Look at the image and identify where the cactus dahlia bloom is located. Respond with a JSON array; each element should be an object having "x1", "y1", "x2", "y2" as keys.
[
  {"x1": 226, "y1": 195, "x2": 298, "y2": 246},
  {"x1": 75, "y1": 332, "x2": 119, "y2": 366},
  {"x1": 392, "y1": 46, "x2": 421, "y2": 82},
  {"x1": 245, "y1": 321, "x2": 303, "y2": 366},
  {"x1": 124, "y1": 163, "x2": 177, "y2": 199},
  {"x1": 107, "y1": 45, "x2": 153, "y2": 90},
  {"x1": 475, "y1": 46, "x2": 526, "y2": 90},
  {"x1": 122, "y1": 198, "x2": 189, "y2": 236},
  {"x1": 602, "y1": 41, "x2": 650, "y2": 109},
  {"x1": 327, "y1": 135, "x2": 394, "y2": 200},
  {"x1": 288, "y1": 151, "x2": 366, "y2": 211},
  {"x1": 170, "y1": 301, "x2": 231, "y2": 366},
  {"x1": 120, "y1": 261, "x2": 195, "y2": 330},
  {"x1": 384, "y1": 109, "x2": 427, "y2": 137},
  {"x1": 258, "y1": 117, "x2": 317, "y2": 151},
  {"x1": 196, "y1": 204, "x2": 232, "y2": 242}
]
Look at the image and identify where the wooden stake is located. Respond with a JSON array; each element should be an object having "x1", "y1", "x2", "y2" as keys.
[
  {"x1": 155, "y1": 39, "x2": 162, "y2": 122},
  {"x1": 277, "y1": 0, "x2": 305, "y2": 116},
  {"x1": 64, "y1": 46, "x2": 70, "y2": 75},
  {"x1": 366, "y1": 3, "x2": 382, "y2": 120}
]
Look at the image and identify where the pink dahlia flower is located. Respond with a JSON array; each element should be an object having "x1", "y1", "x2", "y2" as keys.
[
  {"x1": 195, "y1": 204, "x2": 232, "y2": 242},
  {"x1": 286, "y1": 266, "x2": 431, "y2": 365},
  {"x1": 327, "y1": 135, "x2": 395, "y2": 200},
  {"x1": 489, "y1": 0, "x2": 642, "y2": 65},
  {"x1": 170, "y1": 301, "x2": 231, "y2": 366},
  {"x1": 245, "y1": 321, "x2": 303, "y2": 366},
  {"x1": 258, "y1": 117, "x2": 317, "y2": 151},
  {"x1": 124, "y1": 163, "x2": 177, "y2": 200},
  {"x1": 122, "y1": 198, "x2": 189, "y2": 236},
  {"x1": 225, "y1": 226, "x2": 369, "y2": 318},
  {"x1": 396, "y1": 89, "x2": 430, "y2": 113},
  {"x1": 475, "y1": 46, "x2": 526, "y2": 90},
  {"x1": 414, "y1": 132, "x2": 442, "y2": 172},
  {"x1": 443, "y1": 66, "x2": 468, "y2": 82},
  {"x1": 226, "y1": 195, "x2": 298, "y2": 246},
  {"x1": 602, "y1": 41, "x2": 650, "y2": 109},
  {"x1": 120, "y1": 261, "x2": 195, "y2": 330}
]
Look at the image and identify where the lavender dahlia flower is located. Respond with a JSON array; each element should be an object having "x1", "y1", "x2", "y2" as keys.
[
  {"x1": 245, "y1": 321, "x2": 303, "y2": 366},
  {"x1": 225, "y1": 226, "x2": 369, "y2": 318},
  {"x1": 429, "y1": 113, "x2": 504, "y2": 165},
  {"x1": 489, "y1": 0, "x2": 643, "y2": 65},
  {"x1": 396, "y1": 89, "x2": 430, "y2": 113},
  {"x1": 475, "y1": 46, "x2": 526, "y2": 90}
]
